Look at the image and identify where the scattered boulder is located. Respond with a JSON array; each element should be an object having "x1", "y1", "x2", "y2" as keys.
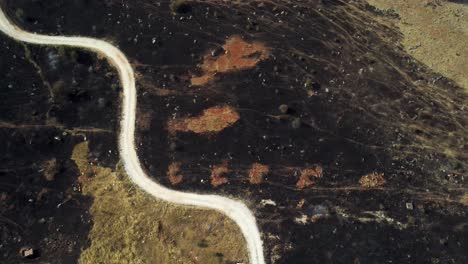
[
  {"x1": 19, "y1": 246, "x2": 37, "y2": 259},
  {"x1": 278, "y1": 104, "x2": 289, "y2": 114},
  {"x1": 406, "y1": 202, "x2": 414, "y2": 210},
  {"x1": 291, "y1": 117, "x2": 301, "y2": 129},
  {"x1": 260, "y1": 199, "x2": 277, "y2": 207},
  {"x1": 294, "y1": 214, "x2": 308, "y2": 225},
  {"x1": 307, "y1": 204, "x2": 330, "y2": 222}
]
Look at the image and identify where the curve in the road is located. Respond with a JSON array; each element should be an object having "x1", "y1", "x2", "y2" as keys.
[{"x1": 0, "y1": 7, "x2": 265, "y2": 264}]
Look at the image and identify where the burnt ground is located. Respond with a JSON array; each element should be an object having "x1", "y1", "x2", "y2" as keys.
[
  {"x1": 2, "y1": 0, "x2": 467, "y2": 263},
  {"x1": 0, "y1": 34, "x2": 120, "y2": 262}
]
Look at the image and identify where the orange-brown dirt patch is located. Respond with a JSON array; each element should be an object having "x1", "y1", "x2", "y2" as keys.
[
  {"x1": 191, "y1": 35, "x2": 269, "y2": 86},
  {"x1": 358, "y1": 172, "x2": 386, "y2": 188},
  {"x1": 167, "y1": 162, "x2": 183, "y2": 185},
  {"x1": 167, "y1": 106, "x2": 240, "y2": 134},
  {"x1": 296, "y1": 165, "x2": 323, "y2": 190},
  {"x1": 248, "y1": 163, "x2": 270, "y2": 184},
  {"x1": 210, "y1": 161, "x2": 230, "y2": 187}
]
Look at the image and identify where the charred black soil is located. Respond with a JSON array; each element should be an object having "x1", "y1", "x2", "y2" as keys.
[
  {"x1": 2, "y1": 0, "x2": 467, "y2": 263},
  {"x1": 0, "y1": 34, "x2": 120, "y2": 262}
]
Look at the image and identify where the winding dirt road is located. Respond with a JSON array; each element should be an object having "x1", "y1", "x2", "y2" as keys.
[{"x1": 0, "y1": 7, "x2": 265, "y2": 264}]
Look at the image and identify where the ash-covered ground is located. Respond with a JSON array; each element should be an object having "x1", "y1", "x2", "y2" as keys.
[
  {"x1": 0, "y1": 34, "x2": 120, "y2": 262},
  {"x1": 1, "y1": 0, "x2": 467, "y2": 263}
]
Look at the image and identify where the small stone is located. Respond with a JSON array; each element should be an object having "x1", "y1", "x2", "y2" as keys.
[
  {"x1": 294, "y1": 214, "x2": 308, "y2": 225},
  {"x1": 406, "y1": 202, "x2": 414, "y2": 210},
  {"x1": 291, "y1": 118, "x2": 301, "y2": 129},
  {"x1": 307, "y1": 90, "x2": 316, "y2": 97},
  {"x1": 296, "y1": 199, "x2": 305, "y2": 208},
  {"x1": 260, "y1": 199, "x2": 277, "y2": 207},
  {"x1": 278, "y1": 104, "x2": 289, "y2": 114},
  {"x1": 98, "y1": 98, "x2": 106, "y2": 108},
  {"x1": 211, "y1": 46, "x2": 225, "y2": 57},
  {"x1": 19, "y1": 247, "x2": 36, "y2": 259},
  {"x1": 169, "y1": 142, "x2": 179, "y2": 151}
]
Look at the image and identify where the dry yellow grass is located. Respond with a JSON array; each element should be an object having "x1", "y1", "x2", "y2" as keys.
[
  {"x1": 367, "y1": 0, "x2": 468, "y2": 90},
  {"x1": 460, "y1": 193, "x2": 468, "y2": 206},
  {"x1": 72, "y1": 142, "x2": 247, "y2": 264},
  {"x1": 359, "y1": 172, "x2": 386, "y2": 188}
]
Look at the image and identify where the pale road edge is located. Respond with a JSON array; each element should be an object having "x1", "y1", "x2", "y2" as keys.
[{"x1": 0, "y1": 7, "x2": 265, "y2": 264}]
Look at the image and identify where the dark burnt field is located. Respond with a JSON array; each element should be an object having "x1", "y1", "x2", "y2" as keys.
[
  {"x1": 0, "y1": 34, "x2": 120, "y2": 262},
  {"x1": 2, "y1": 0, "x2": 467, "y2": 263}
]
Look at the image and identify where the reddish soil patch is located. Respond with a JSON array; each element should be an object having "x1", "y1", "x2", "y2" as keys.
[
  {"x1": 358, "y1": 172, "x2": 386, "y2": 188},
  {"x1": 248, "y1": 163, "x2": 270, "y2": 184},
  {"x1": 167, "y1": 106, "x2": 240, "y2": 134},
  {"x1": 210, "y1": 161, "x2": 229, "y2": 187},
  {"x1": 296, "y1": 165, "x2": 323, "y2": 190},
  {"x1": 167, "y1": 162, "x2": 183, "y2": 185},
  {"x1": 191, "y1": 35, "x2": 269, "y2": 86}
]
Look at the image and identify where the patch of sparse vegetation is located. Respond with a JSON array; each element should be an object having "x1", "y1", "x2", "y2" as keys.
[
  {"x1": 42, "y1": 158, "x2": 58, "y2": 182},
  {"x1": 359, "y1": 172, "x2": 386, "y2": 188},
  {"x1": 72, "y1": 142, "x2": 247, "y2": 264},
  {"x1": 460, "y1": 193, "x2": 468, "y2": 206}
]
